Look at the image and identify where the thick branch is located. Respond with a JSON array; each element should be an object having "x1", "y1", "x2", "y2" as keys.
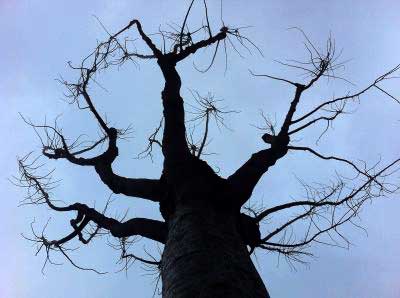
[
  {"x1": 158, "y1": 63, "x2": 191, "y2": 161},
  {"x1": 228, "y1": 81, "x2": 305, "y2": 206},
  {"x1": 110, "y1": 218, "x2": 167, "y2": 243},
  {"x1": 227, "y1": 142, "x2": 288, "y2": 206},
  {"x1": 94, "y1": 163, "x2": 162, "y2": 201},
  {"x1": 174, "y1": 28, "x2": 227, "y2": 62}
]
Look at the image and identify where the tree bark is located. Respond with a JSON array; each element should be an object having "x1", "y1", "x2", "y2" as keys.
[{"x1": 161, "y1": 203, "x2": 269, "y2": 298}]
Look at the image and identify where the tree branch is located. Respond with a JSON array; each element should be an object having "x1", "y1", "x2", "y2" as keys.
[
  {"x1": 255, "y1": 157, "x2": 400, "y2": 256},
  {"x1": 174, "y1": 28, "x2": 228, "y2": 62},
  {"x1": 227, "y1": 144, "x2": 288, "y2": 207},
  {"x1": 17, "y1": 157, "x2": 168, "y2": 244},
  {"x1": 292, "y1": 65, "x2": 400, "y2": 124}
]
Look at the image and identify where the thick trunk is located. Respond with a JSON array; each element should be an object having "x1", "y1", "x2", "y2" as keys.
[
  {"x1": 161, "y1": 204, "x2": 269, "y2": 298},
  {"x1": 157, "y1": 60, "x2": 268, "y2": 297}
]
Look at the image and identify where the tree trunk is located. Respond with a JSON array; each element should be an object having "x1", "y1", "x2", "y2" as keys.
[
  {"x1": 158, "y1": 60, "x2": 269, "y2": 297},
  {"x1": 161, "y1": 203, "x2": 269, "y2": 298}
]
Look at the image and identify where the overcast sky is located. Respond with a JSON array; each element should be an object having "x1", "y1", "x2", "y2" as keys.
[{"x1": 1, "y1": 1, "x2": 400, "y2": 297}]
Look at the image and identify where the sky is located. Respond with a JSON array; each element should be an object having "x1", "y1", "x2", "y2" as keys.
[{"x1": 1, "y1": 0, "x2": 400, "y2": 297}]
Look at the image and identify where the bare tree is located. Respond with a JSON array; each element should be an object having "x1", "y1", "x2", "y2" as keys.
[{"x1": 16, "y1": 2, "x2": 400, "y2": 297}]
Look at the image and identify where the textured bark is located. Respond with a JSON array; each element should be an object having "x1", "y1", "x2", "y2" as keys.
[{"x1": 161, "y1": 203, "x2": 269, "y2": 298}]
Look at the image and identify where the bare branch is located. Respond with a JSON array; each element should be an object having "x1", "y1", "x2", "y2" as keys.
[
  {"x1": 254, "y1": 157, "x2": 400, "y2": 259},
  {"x1": 292, "y1": 64, "x2": 400, "y2": 124},
  {"x1": 287, "y1": 145, "x2": 372, "y2": 179},
  {"x1": 249, "y1": 69, "x2": 299, "y2": 87},
  {"x1": 17, "y1": 155, "x2": 168, "y2": 244}
]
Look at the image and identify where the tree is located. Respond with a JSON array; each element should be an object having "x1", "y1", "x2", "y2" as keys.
[{"x1": 16, "y1": 2, "x2": 400, "y2": 297}]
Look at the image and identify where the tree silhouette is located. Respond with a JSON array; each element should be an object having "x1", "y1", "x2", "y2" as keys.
[{"x1": 16, "y1": 2, "x2": 400, "y2": 297}]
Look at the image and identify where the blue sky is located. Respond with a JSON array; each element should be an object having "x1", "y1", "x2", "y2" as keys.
[{"x1": 1, "y1": 0, "x2": 400, "y2": 297}]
